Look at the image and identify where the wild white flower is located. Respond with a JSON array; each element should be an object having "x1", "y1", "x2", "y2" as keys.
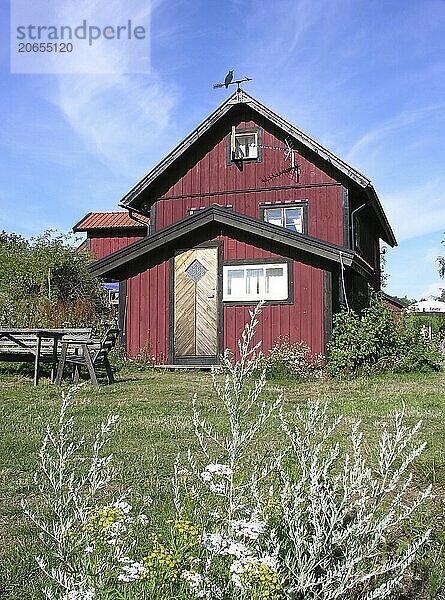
[
  {"x1": 230, "y1": 518, "x2": 266, "y2": 540},
  {"x1": 138, "y1": 513, "x2": 149, "y2": 525},
  {"x1": 204, "y1": 463, "x2": 233, "y2": 477},
  {"x1": 209, "y1": 482, "x2": 225, "y2": 495},
  {"x1": 226, "y1": 541, "x2": 252, "y2": 558},
  {"x1": 258, "y1": 554, "x2": 278, "y2": 570},
  {"x1": 183, "y1": 570, "x2": 223, "y2": 599},
  {"x1": 183, "y1": 570, "x2": 204, "y2": 585},
  {"x1": 229, "y1": 558, "x2": 248, "y2": 588},
  {"x1": 201, "y1": 533, "x2": 252, "y2": 559},
  {"x1": 200, "y1": 470, "x2": 213, "y2": 482},
  {"x1": 113, "y1": 501, "x2": 132, "y2": 514},
  {"x1": 201, "y1": 464, "x2": 232, "y2": 486},
  {"x1": 84, "y1": 545, "x2": 94, "y2": 554},
  {"x1": 117, "y1": 557, "x2": 146, "y2": 582},
  {"x1": 67, "y1": 589, "x2": 95, "y2": 600},
  {"x1": 201, "y1": 532, "x2": 232, "y2": 554}
]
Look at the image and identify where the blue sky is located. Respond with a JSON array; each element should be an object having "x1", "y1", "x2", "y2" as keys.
[{"x1": 1, "y1": 0, "x2": 445, "y2": 300}]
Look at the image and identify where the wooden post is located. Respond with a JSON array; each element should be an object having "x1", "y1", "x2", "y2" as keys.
[
  {"x1": 34, "y1": 335, "x2": 42, "y2": 386},
  {"x1": 55, "y1": 342, "x2": 68, "y2": 386},
  {"x1": 82, "y1": 343, "x2": 99, "y2": 386}
]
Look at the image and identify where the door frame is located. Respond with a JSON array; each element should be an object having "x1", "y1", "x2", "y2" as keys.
[{"x1": 169, "y1": 241, "x2": 223, "y2": 365}]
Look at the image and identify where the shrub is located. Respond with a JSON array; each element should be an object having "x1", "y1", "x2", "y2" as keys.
[
  {"x1": 0, "y1": 230, "x2": 106, "y2": 327},
  {"x1": 260, "y1": 336, "x2": 323, "y2": 380},
  {"x1": 327, "y1": 290, "x2": 442, "y2": 377}
]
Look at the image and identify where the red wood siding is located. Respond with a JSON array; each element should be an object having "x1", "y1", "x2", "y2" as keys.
[
  {"x1": 88, "y1": 233, "x2": 146, "y2": 259},
  {"x1": 155, "y1": 119, "x2": 343, "y2": 246},
  {"x1": 125, "y1": 262, "x2": 170, "y2": 361}
]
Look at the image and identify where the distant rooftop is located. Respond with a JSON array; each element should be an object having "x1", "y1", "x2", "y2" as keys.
[
  {"x1": 408, "y1": 299, "x2": 445, "y2": 313},
  {"x1": 73, "y1": 211, "x2": 150, "y2": 232}
]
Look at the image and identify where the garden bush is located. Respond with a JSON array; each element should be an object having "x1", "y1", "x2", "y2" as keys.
[
  {"x1": 0, "y1": 230, "x2": 105, "y2": 327},
  {"x1": 259, "y1": 336, "x2": 323, "y2": 380},
  {"x1": 327, "y1": 290, "x2": 442, "y2": 377},
  {"x1": 24, "y1": 306, "x2": 433, "y2": 599}
]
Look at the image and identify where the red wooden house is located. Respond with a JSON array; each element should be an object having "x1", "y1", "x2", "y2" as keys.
[{"x1": 80, "y1": 90, "x2": 396, "y2": 365}]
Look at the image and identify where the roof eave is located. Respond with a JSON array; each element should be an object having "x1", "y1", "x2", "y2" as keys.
[
  {"x1": 88, "y1": 206, "x2": 356, "y2": 279},
  {"x1": 120, "y1": 93, "x2": 241, "y2": 208},
  {"x1": 364, "y1": 185, "x2": 397, "y2": 247}
]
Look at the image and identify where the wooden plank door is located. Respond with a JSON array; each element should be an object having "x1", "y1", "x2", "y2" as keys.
[{"x1": 173, "y1": 246, "x2": 219, "y2": 362}]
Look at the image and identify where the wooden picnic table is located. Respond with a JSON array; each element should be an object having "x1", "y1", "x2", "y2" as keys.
[{"x1": 0, "y1": 327, "x2": 91, "y2": 385}]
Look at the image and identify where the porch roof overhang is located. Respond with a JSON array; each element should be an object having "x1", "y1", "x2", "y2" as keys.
[{"x1": 88, "y1": 206, "x2": 373, "y2": 280}]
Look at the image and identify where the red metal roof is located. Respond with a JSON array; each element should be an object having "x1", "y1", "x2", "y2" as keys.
[{"x1": 73, "y1": 212, "x2": 150, "y2": 232}]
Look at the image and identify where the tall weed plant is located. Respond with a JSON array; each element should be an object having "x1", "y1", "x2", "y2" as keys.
[{"x1": 26, "y1": 306, "x2": 433, "y2": 599}]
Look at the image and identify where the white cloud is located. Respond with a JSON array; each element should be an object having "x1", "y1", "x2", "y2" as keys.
[
  {"x1": 346, "y1": 103, "x2": 445, "y2": 163},
  {"x1": 41, "y1": 0, "x2": 179, "y2": 177},
  {"x1": 53, "y1": 73, "x2": 178, "y2": 176},
  {"x1": 420, "y1": 281, "x2": 444, "y2": 300},
  {"x1": 381, "y1": 177, "x2": 445, "y2": 241}
]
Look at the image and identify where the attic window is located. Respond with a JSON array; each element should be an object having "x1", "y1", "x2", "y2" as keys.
[
  {"x1": 234, "y1": 132, "x2": 258, "y2": 159},
  {"x1": 228, "y1": 128, "x2": 261, "y2": 163}
]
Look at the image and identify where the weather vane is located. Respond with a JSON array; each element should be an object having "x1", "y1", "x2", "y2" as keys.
[{"x1": 213, "y1": 70, "x2": 252, "y2": 91}]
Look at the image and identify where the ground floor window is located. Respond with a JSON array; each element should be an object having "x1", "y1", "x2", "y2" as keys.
[{"x1": 223, "y1": 263, "x2": 289, "y2": 302}]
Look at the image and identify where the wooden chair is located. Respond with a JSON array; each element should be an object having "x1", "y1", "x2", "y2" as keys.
[{"x1": 56, "y1": 328, "x2": 119, "y2": 386}]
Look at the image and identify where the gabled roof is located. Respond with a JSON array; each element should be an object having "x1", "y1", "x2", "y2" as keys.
[
  {"x1": 89, "y1": 205, "x2": 373, "y2": 280},
  {"x1": 73, "y1": 212, "x2": 150, "y2": 232},
  {"x1": 119, "y1": 89, "x2": 396, "y2": 247}
]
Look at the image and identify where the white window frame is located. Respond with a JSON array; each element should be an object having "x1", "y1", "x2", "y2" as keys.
[
  {"x1": 233, "y1": 131, "x2": 258, "y2": 160},
  {"x1": 263, "y1": 204, "x2": 306, "y2": 234},
  {"x1": 223, "y1": 262, "x2": 289, "y2": 302}
]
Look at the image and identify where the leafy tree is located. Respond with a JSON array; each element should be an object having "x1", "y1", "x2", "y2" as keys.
[
  {"x1": 436, "y1": 289, "x2": 445, "y2": 302},
  {"x1": 438, "y1": 243, "x2": 445, "y2": 279},
  {"x1": 0, "y1": 230, "x2": 106, "y2": 327},
  {"x1": 435, "y1": 234, "x2": 445, "y2": 300},
  {"x1": 380, "y1": 248, "x2": 389, "y2": 288}
]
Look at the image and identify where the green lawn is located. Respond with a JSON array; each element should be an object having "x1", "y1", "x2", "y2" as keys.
[{"x1": 1, "y1": 367, "x2": 444, "y2": 599}]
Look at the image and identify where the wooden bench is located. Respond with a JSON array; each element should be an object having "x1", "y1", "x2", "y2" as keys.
[
  {"x1": 55, "y1": 328, "x2": 119, "y2": 386},
  {"x1": 0, "y1": 328, "x2": 92, "y2": 385}
]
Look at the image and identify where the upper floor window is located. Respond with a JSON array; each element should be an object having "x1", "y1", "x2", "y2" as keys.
[
  {"x1": 262, "y1": 203, "x2": 307, "y2": 234},
  {"x1": 228, "y1": 127, "x2": 262, "y2": 163}
]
